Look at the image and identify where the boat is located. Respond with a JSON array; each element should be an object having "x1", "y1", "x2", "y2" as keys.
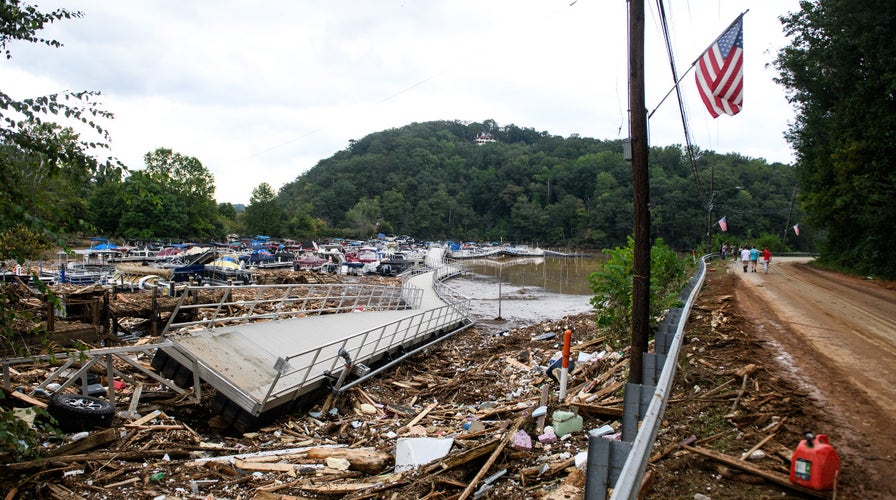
[{"x1": 292, "y1": 252, "x2": 329, "y2": 271}]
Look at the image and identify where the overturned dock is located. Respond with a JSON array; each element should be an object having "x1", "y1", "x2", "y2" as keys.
[{"x1": 151, "y1": 249, "x2": 473, "y2": 430}]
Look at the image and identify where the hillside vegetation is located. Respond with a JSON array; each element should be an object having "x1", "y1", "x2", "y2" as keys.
[{"x1": 277, "y1": 120, "x2": 805, "y2": 252}]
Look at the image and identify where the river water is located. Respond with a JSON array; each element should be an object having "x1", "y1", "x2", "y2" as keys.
[{"x1": 445, "y1": 254, "x2": 605, "y2": 331}]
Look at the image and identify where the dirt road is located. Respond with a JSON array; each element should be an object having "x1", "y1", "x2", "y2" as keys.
[{"x1": 731, "y1": 257, "x2": 896, "y2": 495}]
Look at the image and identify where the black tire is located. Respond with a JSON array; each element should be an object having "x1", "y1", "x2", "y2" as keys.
[
  {"x1": 150, "y1": 349, "x2": 170, "y2": 371},
  {"x1": 48, "y1": 394, "x2": 115, "y2": 432},
  {"x1": 172, "y1": 363, "x2": 195, "y2": 388}
]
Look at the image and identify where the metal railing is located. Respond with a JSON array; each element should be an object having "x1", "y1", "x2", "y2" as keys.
[
  {"x1": 256, "y1": 261, "x2": 472, "y2": 411},
  {"x1": 257, "y1": 298, "x2": 472, "y2": 411},
  {"x1": 1, "y1": 342, "x2": 189, "y2": 407},
  {"x1": 162, "y1": 282, "x2": 423, "y2": 333}
]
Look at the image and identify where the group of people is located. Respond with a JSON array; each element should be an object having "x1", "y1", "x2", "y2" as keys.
[{"x1": 720, "y1": 243, "x2": 772, "y2": 273}]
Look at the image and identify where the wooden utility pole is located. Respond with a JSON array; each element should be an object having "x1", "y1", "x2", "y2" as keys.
[
  {"x1": 782, "y1": 186, "x2": 797, "y2": 249},
  {"x1": 629, "y1": 0, "x2": 649, "y2": 385}
]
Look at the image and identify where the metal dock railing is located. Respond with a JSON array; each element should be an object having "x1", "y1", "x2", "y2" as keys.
[{"x1": 154, "y1": 249, "x2": 473, "y2": 422}]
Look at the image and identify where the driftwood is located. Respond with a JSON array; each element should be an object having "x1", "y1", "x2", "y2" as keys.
[
  {"x1": 739, "y1": 417, "x2": 787, "y2": 460},
  {"x1": 46, "y1": 428, "x2": 118, "y2": 457},
  {"x1": 5, "y1": 449, "x2": 192, "y2": 471},
  {"x1": 423, "y1": 437, "x2": 500, "y2": 474},
  {"x1": 305, "y1": 447, "x2": 392, "y2": 475}
]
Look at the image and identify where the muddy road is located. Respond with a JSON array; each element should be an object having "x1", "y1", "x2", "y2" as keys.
[{"x1": 731, "y1": 257, "x2": 896, "y2": 495}]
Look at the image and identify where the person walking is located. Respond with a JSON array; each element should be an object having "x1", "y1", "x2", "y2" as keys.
[
  {"x1": 749, "y1": 246, "x2": 760, "y2": 272},
  {"x1": 762, "y1": 246, "x2": 772, "y2": 273},
  {"x1": 740, "y1": 245, "x2": 751, "y2": 273}
]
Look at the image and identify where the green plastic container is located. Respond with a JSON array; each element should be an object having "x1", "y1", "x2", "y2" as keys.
[{"x1": 552, "y1": 410, "x2": 583, "y2": 437}]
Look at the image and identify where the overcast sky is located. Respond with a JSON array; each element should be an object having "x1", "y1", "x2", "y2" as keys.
[{"x1": 3, "y1": 1, "x2": 800, "y2": 205}]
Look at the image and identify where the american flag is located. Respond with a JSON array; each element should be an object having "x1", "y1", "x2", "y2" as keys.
[
  {"x1": 718, "y1": 216, "x2": 728, "y2": 232},
  {"x1": 695, "y1": 15, "x2": 744, "y2": 118},
  {"x1": 793, "y1": 223, "x2": 800, "y2": 236}
]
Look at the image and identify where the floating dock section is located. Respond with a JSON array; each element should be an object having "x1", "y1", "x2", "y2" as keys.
[{"x1": 152, "y1": 248, "x2": 472, "y2": 429}]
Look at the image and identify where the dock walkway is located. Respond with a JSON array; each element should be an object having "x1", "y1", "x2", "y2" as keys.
[{"x1": 154, "y1": 248, "x2": 473, "y2": 426}]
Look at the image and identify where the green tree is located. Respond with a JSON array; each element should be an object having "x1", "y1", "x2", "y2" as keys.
[
  {"x1": 143, "y1": 148, "x2": 219, "y2": 238},
  {"x1": 109, "y1": 148, "x2": 219, "y2": 240},
  {"x1": 276, "y1": 120, "x2": 806, "y2": 250},
  {"x1": 588, "y1": 237, "x2": 688, "y2": 347},
  {"x1": 217, "y1": 202, "x2": 242, "y2": 236},
  {"x1": 344, "y1": 197, "x2": 381, "y2": 238},
  {"x1": 1, "y1": 4, "x2": 118, "y2": 254},
  {"x1": 775, "y1": 0, "x2": 896, "y2": 278},
  {"x1": 1, "y1": 0, "x2": 114, "y2": 459},
  {"x1": 244, "y1": 182, "x2": 281, "y2": 236}
]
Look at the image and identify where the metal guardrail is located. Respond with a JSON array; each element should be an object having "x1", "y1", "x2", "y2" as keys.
[
  {"x1": 586, "y1": 255, "x2": 709, "y2": 499},
  {"x1": 162, "y1": 282, "x2": 423, "y2": 333}
]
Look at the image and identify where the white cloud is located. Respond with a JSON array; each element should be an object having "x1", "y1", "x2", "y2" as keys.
[{"x1": 2, "y1": 0, "x2": 800, "y2": 204}]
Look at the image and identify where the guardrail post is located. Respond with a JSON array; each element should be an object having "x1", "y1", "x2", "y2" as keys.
[
  {"x1": 584, "y1": 434, "x2": 633, "y2": 499},
  {"x1": 642, "y1": 352, "x2": 667, "y2": 387},
  {"x1": 621, "y1": 382, "x2": 655, "y2": 442}
]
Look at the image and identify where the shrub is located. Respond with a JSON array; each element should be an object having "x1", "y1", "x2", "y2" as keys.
[{"x1": 589, "y1": 237, "x2": 687, "y2": 347}]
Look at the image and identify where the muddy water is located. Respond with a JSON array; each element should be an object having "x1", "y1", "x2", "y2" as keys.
[{"x1": 445, "y1": 254, "x2": 605, "y2": 331}]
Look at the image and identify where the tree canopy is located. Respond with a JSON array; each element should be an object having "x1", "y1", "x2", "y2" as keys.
[
  {"x1": 775, "y1": 0, "x2": 896, "y2": 278},
  {"x1": 278, "y1": 120, "x2": 804, "y2": 252},
  {"x1": 243, "y1": 182, "x2": 281, "y2": 237},
  {"x1": 0, "y1": 1, "x2": 115, "y2": 260},
  {"x1": 90, "y1": 148, "x2": 222, "y2": 240}
]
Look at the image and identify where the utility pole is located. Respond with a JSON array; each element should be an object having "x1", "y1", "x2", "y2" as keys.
[
  {"x1": 782, "y1": 186, "x2": 797, "y2": 249},
  {"x1": 706, "y1": 166, "x2": 716, "y2": 253},
  {"x1": 629, "y1": 0, "x2": 649, "y2": 385}
]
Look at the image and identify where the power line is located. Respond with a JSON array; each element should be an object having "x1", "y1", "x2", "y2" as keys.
[{"x1": 653, "y1": 0, "x2": 703, "y2": 200}]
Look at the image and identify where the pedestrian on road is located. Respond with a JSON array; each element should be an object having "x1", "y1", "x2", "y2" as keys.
[
  {"x1": 720, "y1": 243, "x2": 728, "y2": 260},
  {"x1": 749, "y1": 246, "x2": 760, "y2": 272},
  {"x1": 740, "y1": 246, "x2": 751, "y2": 273},
  {"x1": 762, "y1": 246, "x2": 772, "y2": 273}
]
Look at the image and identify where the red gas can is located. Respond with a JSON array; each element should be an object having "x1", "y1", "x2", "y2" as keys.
[{"x1": 790, "y1": 432, "x2": 841, "y2": 490}]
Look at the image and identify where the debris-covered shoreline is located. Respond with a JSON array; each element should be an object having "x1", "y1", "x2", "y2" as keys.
[{"x1": 1, "y1": 311, "x2": 621, "y2": 499}]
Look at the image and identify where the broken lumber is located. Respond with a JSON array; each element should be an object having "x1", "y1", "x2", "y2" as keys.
[
  {"x1": 402, "y1": 402, "x2": 438, "y2": 430},
  {"x1": 1, "y1": 386, "x2": 47, "y2": 408},
  {"x1": 458, "y1": 411, "x2": 529, "y2": 500},
  {"x1": 423, "y1": 437, "x2": 500, "y2": 474},
  {"x1": 234, "y1": 459, "x2": 300, "y2": 473},
  {"x1": 47, "y1": 428, "x2": 118, "y2": 457},
  {"x1": 4, "y1": 449, "x2": 191, "y2": 471},
  {"x1": 569, "y1": 402, "x2": 623, "y2": 418},
  {"x1": 682, "y1": 445, "x2": 831, "y2": 499},
  {"x1": 299, "y1": 479, "x2": 404, "y2": 495}
]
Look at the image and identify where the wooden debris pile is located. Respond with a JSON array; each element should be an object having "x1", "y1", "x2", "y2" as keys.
[{"x1": 1, "y1": 313, "x2": 629, "y2": 498}]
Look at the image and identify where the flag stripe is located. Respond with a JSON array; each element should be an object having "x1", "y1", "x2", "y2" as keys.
[{"x1": 695, "y1": 16, "x2": 744, "y2": 118}]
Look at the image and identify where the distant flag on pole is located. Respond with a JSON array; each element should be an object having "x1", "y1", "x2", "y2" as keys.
[
  {"x1": 793, "y1": 223, "x2": 800, "y2": 236},
  {"x1": 695, "y1": 15, "x2": 744, "y2": 118},
  {"x1": 717, "y1": 216, "x2": 728, "y2": 232}
]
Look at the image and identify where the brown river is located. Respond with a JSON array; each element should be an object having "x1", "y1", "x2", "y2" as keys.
[{"x1": 445, "y1": 254, "x2": 604, "y2": 330}]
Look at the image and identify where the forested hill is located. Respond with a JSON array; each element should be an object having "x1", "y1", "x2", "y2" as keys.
[{"x1": 277, "y1": 120, "x2": 804, "y2": 251}]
